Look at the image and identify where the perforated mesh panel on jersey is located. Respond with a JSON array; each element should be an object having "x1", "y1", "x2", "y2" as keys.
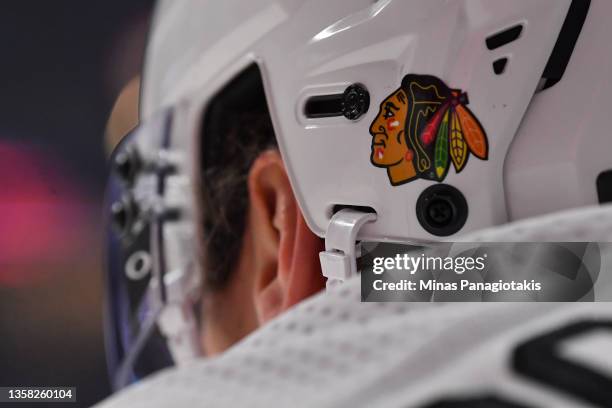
[{"x1": 97, "y1": 205, "x2": 612, "y2": 408}]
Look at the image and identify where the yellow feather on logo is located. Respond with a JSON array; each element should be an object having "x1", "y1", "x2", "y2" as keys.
[{"x1": 449, "y1": 108, "x2": 468, "y2": 172}]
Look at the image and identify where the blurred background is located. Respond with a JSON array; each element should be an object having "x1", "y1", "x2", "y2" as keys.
[{"x1": 0, "y1": 1, "x2": 155, "y2": 406}]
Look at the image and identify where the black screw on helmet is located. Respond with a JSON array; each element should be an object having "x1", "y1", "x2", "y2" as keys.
[
  {"x1": 341, "y1": 84, "x2": 369, "y2": 120},
  {"x1": 416, "y1": 184, "x2": 468, "y2": 236},
  {"x1": 114, "y1": 146, "x2": 141, "y2": 185},
  {"x1": 111, "y1": 195, "x2": 138, "y2": 237}
]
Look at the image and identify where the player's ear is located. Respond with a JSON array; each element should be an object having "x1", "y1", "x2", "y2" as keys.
[{"x1": 246, "y1": 150, "x2": 325, "y2": 324}]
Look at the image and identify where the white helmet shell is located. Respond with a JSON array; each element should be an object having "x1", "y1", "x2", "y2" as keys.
[
  {"x1": 103, "y1": 0, "x2": 612, "y2": 388},
  {"x1": 141, "y1": 0, "x2": 611, "y2": 242}
]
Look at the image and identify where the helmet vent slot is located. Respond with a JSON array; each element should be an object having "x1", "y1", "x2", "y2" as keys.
[
  {"x1": 597, "y1": 170, "x2": 612, "y2": 204},
  {"x1": 304, "y1": 94, "x2": 344, "y2": 118},
  {"x1": 486, "y1": 24, "x2": 523, "y2": 50},
  {"x1": 538, "y1": 0, "x2": 591, "y2": 91},
  {"x1": 492, "y1": 58, "x2": 509, "y2": 75},
  {"x1": 304, "y1": 84, "x2": 370, "y2": 120}
]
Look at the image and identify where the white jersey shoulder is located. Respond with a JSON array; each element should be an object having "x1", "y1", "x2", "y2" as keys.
[{"x1": 96, "y1": 205, "x2": 612, "y2": 408}]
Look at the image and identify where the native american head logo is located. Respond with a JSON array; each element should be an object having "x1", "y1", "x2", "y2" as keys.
[{"x1": 369, "y1": 74, "x2": 488, "y2": 186}]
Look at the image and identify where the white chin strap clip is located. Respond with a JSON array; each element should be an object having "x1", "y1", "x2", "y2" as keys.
[
  {"x1": 156, "y1": 266, "x2": 201, "y2": 364},
  {"x1": 319, "y1": 208, "x2": 377, "y2": 290}
]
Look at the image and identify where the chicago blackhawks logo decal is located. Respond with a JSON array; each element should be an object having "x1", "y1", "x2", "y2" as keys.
[{"x1": 369, "y1": 74, "x2": 488, "y2": 186}]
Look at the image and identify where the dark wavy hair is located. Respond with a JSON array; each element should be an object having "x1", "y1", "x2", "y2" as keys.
[{"x1": 198, "y1": 65, "x2": 277, "y2": 290}]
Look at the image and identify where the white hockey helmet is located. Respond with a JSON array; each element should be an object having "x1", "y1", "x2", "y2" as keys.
[
  {"x1": 143, "y1": 0, "x2": 611, "y2": 241},
  {"x1": 104, "y1": 0, "x2": 612, "y2": 389}
]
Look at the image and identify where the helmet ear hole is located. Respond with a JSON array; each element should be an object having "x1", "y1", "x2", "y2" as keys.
[{"x1": 416, "y1": 184, "x2": 468, "y2": 237}]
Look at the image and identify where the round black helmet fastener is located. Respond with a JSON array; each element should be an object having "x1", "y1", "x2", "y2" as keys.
[
  {"x1": 341, "y1": 84, "x2": 369, "y2": 120},
  {"x1": 416, "y1": 184, "x2": 468, "y2": 237}
]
